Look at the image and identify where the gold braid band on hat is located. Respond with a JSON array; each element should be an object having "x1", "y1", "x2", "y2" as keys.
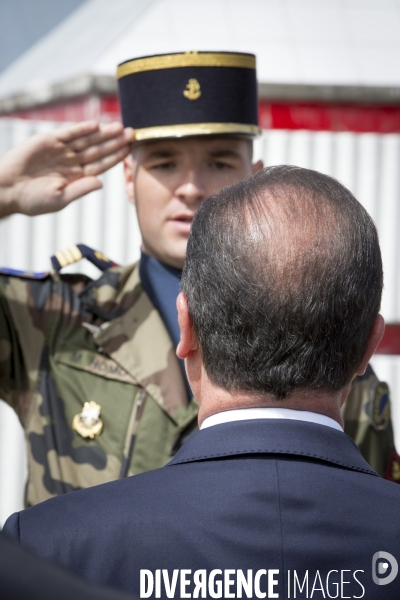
[
  {"x1": 134, "y1": 122, "x2": 261, "y2": 140},
  {"x1": 117, "y1": 52, "x2": 256, "y2": 79}
]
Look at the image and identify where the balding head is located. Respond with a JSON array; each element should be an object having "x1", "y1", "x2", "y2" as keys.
[{"x1": 181, "y1": 165, "x2": 383, "y2": 399}]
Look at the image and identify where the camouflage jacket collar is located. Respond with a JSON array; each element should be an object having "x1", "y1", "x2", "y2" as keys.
[
  {"x1": 79, "y1": 263, "x2": 140, "y2": 322},
  {"x1": 79, "y1": 263, "x2": 195, "y2": 425}
]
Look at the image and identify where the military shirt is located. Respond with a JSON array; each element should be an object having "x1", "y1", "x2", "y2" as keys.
[
  {"x1": 0, "y1": 263, "x2": 197, "y2": 506},
  {"x1": 0, "y1": 261, "x2": 398, "y2": 506}
]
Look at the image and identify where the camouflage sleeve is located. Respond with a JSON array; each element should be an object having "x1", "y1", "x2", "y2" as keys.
[
  {"x1": 343, "y1": 364, "x2": 399, "y2": 482},
  {"x1": 0, "y1": 272, "x2": 47, "y2": 421}
]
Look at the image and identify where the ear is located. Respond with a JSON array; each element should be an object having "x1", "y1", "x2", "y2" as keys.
[
  {"x1": 252, "y1": 159, "x2": 264, "y2": 174},
  {"x1": 356, "y1": 314, "x2": 385, "y2": 376},
  {"x1": 123, "y1": 155, "x2": 136, "y2": 205},
  {"x1": 176, "y1": 292, "x2": 198, "y2": 359}
]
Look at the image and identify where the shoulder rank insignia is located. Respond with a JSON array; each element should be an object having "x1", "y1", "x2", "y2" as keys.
[
  {"x1": 365, "y1": 380, "x2": 391, "y2": 431},
  {"x1": 51, "y1": 244, "x2": 119, "y2": 273},
  {"x1": 72, "y1": 401, "x2": 103, "y2": 439},
  {"x1": 385, "y1": 449, "x2": 400, "y2": 483},
  {"x1": 183, "y1": 78, "x2": 201, "y2": 101}
]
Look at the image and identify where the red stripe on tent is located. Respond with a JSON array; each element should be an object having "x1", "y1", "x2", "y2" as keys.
[
  {"x1": 3, "y1": 96, "x2": 400, "y2": 134},
  {"x1": 1, "y1": 96, "x2": 121, "y2": 122},
  {"x1": 375, "y1": 324, "x2": 400, "y2": 355},
  {"x1": 259, "y1": 102, "x2": 400, "y2": 133},
  {"x1": 101, "y1": 96, "x2": 120, "y2": 117}
]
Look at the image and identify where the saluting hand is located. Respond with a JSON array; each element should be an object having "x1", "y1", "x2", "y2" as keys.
[{"x1": 0, "y1": 120, "x2": 135, "y2": 218}]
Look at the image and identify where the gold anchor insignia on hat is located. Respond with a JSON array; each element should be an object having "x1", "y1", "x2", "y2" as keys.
[
  {"x1": 72, "y1": 401, "x2": 103, "y2": 439},
  {"x1": 183, "y1": 78, "x2": 201, "y2": 100}
]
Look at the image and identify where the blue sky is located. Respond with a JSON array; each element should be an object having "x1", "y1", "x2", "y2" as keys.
[{"x1": 0, "y1": 0, "x2": 85, "y2": 74}]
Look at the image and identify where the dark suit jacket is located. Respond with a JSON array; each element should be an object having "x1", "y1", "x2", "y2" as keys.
[
  {"x1": 4, "y1": 420, "x2": 400, "y2": 599},
  {"x1": 0, "y1": 531, "x2": 134, "y2": 600}
]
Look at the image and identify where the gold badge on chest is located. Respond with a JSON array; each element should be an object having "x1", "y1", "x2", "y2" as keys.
[{"x1": 72, "y1": 401, "x2": 103, "y2": 439}]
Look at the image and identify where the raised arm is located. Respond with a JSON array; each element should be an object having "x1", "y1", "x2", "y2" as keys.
[{"x1": 0, "y1": 120, "x2": 135, "y2": 218}]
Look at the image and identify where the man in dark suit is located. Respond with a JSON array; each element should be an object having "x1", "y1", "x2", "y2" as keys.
[{"x1": 4, "y1": 165, "x2": 400, "y2": 599}]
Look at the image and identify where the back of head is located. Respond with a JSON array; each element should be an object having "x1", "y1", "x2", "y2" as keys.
[{"x1": 182, "y1": 165, "x2": 383, "y2": 399}]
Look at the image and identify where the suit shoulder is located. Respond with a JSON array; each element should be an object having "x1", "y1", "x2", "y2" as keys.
[{"x1": 2, "y1": 512, "x2": 20, "y2": 540}]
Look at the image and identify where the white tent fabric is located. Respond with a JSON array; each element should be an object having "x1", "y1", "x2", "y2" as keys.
[{"x1": 0, "y1": 0, "x2": 400, "y2": 100}]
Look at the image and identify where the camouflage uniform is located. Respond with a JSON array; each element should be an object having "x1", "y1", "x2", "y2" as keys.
[
  {"x1": 0, "y1": 262, "x2": 197, "y2": 506},
  {"x1": 0, "y1": 259, "x2": 397, "y2": 506},
  {"x1": 342, "y1": 366, "x2": 398, "y2": 481}
]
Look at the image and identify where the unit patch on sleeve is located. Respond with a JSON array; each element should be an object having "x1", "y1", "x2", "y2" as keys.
[
  {"x1": 365, "y1": 380, "x2": 390, "y2": 431},
  {"x1": 385, "y1": 449, "x2": 400, "y2": 483}
]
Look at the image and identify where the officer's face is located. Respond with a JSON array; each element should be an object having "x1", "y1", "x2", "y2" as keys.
[{"x1": 124, "y1": 136, "x2": 263, "y2": 269}]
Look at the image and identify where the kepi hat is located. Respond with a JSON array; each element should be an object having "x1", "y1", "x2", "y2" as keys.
[{"x1": 117, "y1": 51, "x2": 260, "y2": 141}]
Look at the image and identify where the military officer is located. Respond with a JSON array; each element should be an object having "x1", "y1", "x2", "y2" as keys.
[{"x1": 0, "y1": 51, "x2": 398, "y2": 507}]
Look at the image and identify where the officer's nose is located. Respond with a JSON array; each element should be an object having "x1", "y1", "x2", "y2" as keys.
[{"x1": 175, "y1": 171, "x2": 207, "y2": 206}]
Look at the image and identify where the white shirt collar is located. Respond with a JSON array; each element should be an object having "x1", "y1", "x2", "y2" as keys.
[{"x1": 200, "y1": 407, "x2": 343, "y2": 432}]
